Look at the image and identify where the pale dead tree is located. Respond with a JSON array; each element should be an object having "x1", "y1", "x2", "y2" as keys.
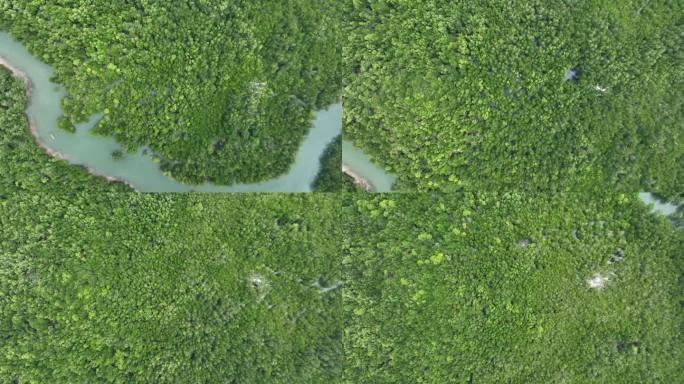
[{"x1": 635, "y1": 0, "x2": 652, "y2": 16}]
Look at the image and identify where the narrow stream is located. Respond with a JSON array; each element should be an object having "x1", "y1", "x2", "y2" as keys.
[
  {"x1": 341, "y1": 140, "x2": 397, "y2": 192},
  {"x1": 0, "y1": 32, "x2": 341, "y2": 192},
  {"x1": 638, "y1": 192, "x2": 680, "y2": 216}
]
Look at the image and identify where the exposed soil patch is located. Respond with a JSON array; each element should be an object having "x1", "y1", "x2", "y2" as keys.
[{"x1": 342, "y1": 164, "x2": 375, "y2": 192}]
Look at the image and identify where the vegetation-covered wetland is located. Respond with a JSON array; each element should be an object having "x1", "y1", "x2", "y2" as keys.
[
  {"x1": 343, "y1": 192, "x2": 683, "y2": 383},
  {"x1": 0, "y1": 1, "x2": 341, "y2": 185},
  {"x1": 344, "y1": 1, "x2": 683, "y2": 198},
  {"x1": 0, "y1": 193, "x2": 341, "y2": 382}
]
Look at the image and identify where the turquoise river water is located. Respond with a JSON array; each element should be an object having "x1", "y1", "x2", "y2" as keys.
[{"x1": 341, "y1": 140, "x2": 397, "y2": 192}]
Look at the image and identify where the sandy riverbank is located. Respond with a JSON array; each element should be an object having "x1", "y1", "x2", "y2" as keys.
[
  {"x1": 342, "y1": 164, "x2": 375, "y2": 192},
  {"x1": 0, "y1": 57, "x2": 137, "y2": 190}
]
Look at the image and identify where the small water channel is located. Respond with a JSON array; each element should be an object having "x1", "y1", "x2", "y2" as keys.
[
  {"x1": 638, "y1": 192, "x2": 680, "y2": 216},
  {"x1": 341, "y1": 140, "x2": 397, "y2": 192},
  {"x1": 0, "y1": 32, "x2": 341, "y2": 192}
]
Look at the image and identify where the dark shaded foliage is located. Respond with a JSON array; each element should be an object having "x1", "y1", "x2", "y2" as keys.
[
  {"x1": 341, "y1": 174, "x2": 366, "y2": 192},
  {"x1": 312, "y1": 135, "x2": 342, "y2": 192}
]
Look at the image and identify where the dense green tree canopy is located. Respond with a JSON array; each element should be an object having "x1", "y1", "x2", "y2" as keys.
[
  {"x1": 0, "y1": 67, "x2": 130, "y2": 194},
  {"x1": 341, "y1": 173, "x2": 366, "y2": 192},
  {"x1": 0, "y1": 193, "x2": 341, "y2": 382},
  {"x1": 310, "y1": 135, "x2": 367, "y2": 192},
  {"x1": 343, "y1": 192, "x2": 683, "y2": 383},
  {"x1": 311, "y1": 146, "x2": 368, "y2": 190},
  {"x1": 0, "y1": 1, "x2": 341, "y2": 185},
  {"x1": 312, "y1": 135, "x2": 343, "y2": 192},
  {"x1": 344, "y1": 1, "x2": 683, "y2": 198}
]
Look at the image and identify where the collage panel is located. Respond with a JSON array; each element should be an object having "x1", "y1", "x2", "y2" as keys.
[
  {"x1": 342, "y1": 1, "x2": 683, "y2": 197},
  {"x1": 342, "y1": 192, "x2": 684, "y2": 382},
  {"x1": 0, "y1": 2, "x2": 343, "y2": 193},
  {"x1": 0, "y1": 193, "x2": 342, "y2": 382}
]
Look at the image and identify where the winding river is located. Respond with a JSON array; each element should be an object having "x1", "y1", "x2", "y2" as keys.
[
  {"x1": 0, "y1": 32, "x2": 341, "y2": 192},
  {"x1": 2, "y1": 32, "x2": 680, "y2": 204}
]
